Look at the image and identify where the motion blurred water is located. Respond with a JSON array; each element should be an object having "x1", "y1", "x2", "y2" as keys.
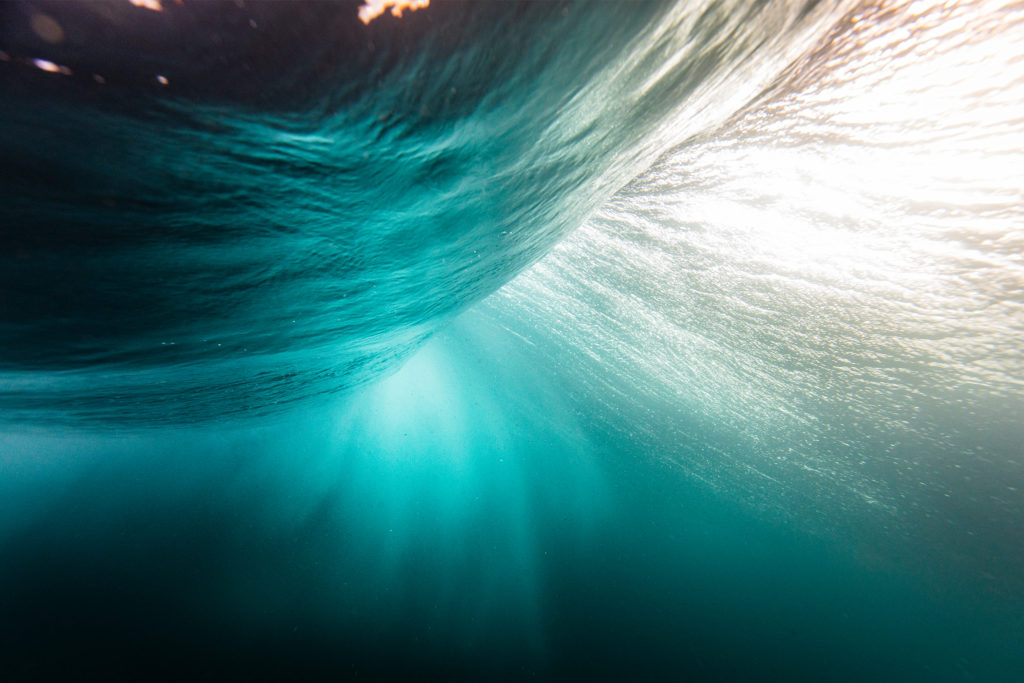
[
  {"x1": 485, "y1": 0, "x2": 1024, "y2": 595},
  {"x1": 0, "y1": 0, "x2": 842, "y2": 423},
  {"x1": 1, "y1": 0, "x2": 1022, "y2": 680}
]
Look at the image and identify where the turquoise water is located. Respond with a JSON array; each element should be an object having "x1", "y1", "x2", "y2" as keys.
[
  {"x1": 2, "y1": 1, "x2": 1023, "y2": 680},
  {"x1": 2, "y1": 316, "x2": 1021, "y2": 679},
  {"x1": 2, "y1": 0, "x2": 833, "y2": 422}
]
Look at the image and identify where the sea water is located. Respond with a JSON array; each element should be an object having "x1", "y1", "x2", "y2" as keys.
[{"x1": 1, "y1": 1, "x2": 1022, "y2": 680}]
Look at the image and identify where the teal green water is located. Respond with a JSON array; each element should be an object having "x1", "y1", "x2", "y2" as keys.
[
  {"x1": 1, "y1": 1, "x2": 1023, "y2": 680},
  {"x1": 1, "y1": 315, "x2": 1021, "y2": 679},
  {"x1": 2, "y1": 0, "x2": 836, "y2": 423}
]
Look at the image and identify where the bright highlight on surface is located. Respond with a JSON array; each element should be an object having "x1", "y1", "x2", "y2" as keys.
[
  {"x1": 358, "y1": 0, "x2": 430, "y2": 25},
  {"x1": 31, "y1": 58, "x2": 71, "y2": 75},
  {"x1": 486, "y1": 0, "x2": 1024, "y2": 584},
  {"x1": 129, "y1": 0, "x2": 163, "y2": 12}
]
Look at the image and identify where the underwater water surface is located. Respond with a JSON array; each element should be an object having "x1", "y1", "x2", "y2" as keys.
[{"x1": 1, "y1": 0, "x2": 1023, "y2": 680}]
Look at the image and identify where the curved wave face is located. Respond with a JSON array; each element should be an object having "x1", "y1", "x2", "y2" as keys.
[
  {"x1": 2, "y1": 1, "x2": 1024, "y2": 681},
  {"x1": 0, "y1": 0, "x2": 842, "y2": 424}
]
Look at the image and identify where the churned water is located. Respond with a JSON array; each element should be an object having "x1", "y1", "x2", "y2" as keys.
[
  {"x1": 0, "y1": 0, "x2": 839, "y2": 422},
  {"x1": 1, "y1": 1, "x2": 1022, "y2": 680}
]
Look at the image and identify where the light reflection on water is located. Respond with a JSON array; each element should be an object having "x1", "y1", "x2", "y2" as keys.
[{"x1": 485, "y1": 0, "x2": 1024, "y2": 592}]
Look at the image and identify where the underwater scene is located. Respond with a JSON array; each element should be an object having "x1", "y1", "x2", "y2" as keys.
[{"x1": 1, "y1": 0, "x2": 1022, "y2": 680}]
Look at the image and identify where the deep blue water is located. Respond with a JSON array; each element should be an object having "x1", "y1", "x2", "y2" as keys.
[{"x1": 2, "y1": 1, "x2": 1023, "y2": 680}]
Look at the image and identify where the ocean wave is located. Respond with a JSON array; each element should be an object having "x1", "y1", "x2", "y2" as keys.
[{"x1": 0, "y1": 0, "x2": 848, "y2": 424}]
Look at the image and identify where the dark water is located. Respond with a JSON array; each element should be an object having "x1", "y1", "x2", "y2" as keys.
[{"x1": 2, "y1": 1, "x2": 1023, "y2": 680}]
